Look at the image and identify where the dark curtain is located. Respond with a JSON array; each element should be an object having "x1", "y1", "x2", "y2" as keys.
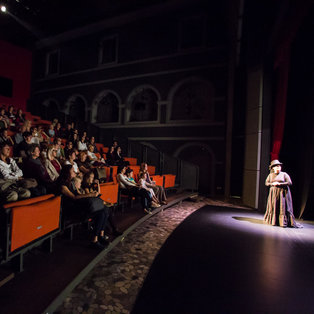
[
  {"x1": 270, "y1": 1, "x2": 312, "y2": 161},
  {"x1": 280, "y1": 3, "x2": 314, "y2": 219}
]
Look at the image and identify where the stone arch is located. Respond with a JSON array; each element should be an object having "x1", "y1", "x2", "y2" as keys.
[
  {"x1": 140, "y1": 141, "x2": 158, "y2": 150},
  {"x1": 64, "y1": 94, "x2": 87, "y2": 122},
  {"x1": 91, "y1": 90, "x2": 121, "y2": 123},
  {"x1": 167, "y1": 77, "x2": 215, "y2": 121},
  {"x1": 174, "y1": 142, "x2": 216, "y2": 196},
  {"x1": 126, "y1": 85, "x2": 161, "y2": 122}
]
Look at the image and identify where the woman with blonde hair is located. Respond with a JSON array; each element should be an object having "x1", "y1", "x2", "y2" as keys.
[{"x1": 44, "y1": 146, "x2": 62, "y2": 181}]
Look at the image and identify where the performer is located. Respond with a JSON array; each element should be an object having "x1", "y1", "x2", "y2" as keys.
[{"x1": 264, "y1": 160, "x2": 302, "y2": 228}]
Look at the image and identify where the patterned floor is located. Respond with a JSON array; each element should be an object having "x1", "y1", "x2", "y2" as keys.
[{"x1": 56, "y1": 198, "x2": 248, "y2": 314}]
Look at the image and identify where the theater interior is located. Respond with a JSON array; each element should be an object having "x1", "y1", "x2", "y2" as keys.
[{"x1": 0, "y1": 0, "x2": 314, "y2": 313}]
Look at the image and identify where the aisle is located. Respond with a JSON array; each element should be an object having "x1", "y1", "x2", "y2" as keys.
[{"x1": 55, "y1": 200, "x2": 207, "y2": 313}]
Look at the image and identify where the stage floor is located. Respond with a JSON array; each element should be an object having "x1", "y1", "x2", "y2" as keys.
[{"x1": 132, "y1": 203, "x2": 314, "y2": 314}]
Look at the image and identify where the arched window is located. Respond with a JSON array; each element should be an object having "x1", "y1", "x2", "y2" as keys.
[
  {"x1": 129, "y1": 88, "x2": 158, "y2": 122},
  {"x1": 171, "y1": 80, "x2": 214, "y2": 121},
  {"x1": 96, "y1": 92, "x2": 119, "y2": 123},
  {"x1": 66, "y1": 95, "x2": 86, "y2": 122},
  {"x1": 43, "y1": 99, "x2": 59, "y2": 120}
]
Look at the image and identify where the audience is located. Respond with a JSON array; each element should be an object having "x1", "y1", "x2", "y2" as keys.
[
  {"x1": 117, "y1": 165, "x2": 154, "y2": 214},
  {"x1": 0, "y1": 106, "x2": 173, "y2": 255},
  {"x1": 57, "y1": 165, "x2": 110, "y2": 248},
  {"x1": 139, "y1": 162, "x2": 167, "y2": 205}
]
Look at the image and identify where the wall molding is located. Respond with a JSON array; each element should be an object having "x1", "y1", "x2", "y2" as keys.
[{"x1": 33, "y1": 63, "x2": 227, "y2": 94}]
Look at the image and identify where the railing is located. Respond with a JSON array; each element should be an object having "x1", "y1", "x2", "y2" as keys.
[{"x1": 128, "y1": 140, "x2": 199, "y2": 192}]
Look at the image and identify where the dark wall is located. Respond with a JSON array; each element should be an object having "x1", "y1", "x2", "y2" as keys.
[
  {"x1": 0, "y1": 40, "x2": 32, "y2": 110},
  {"x1": 30, "y1": 0, "x2": 229, "y2": 196}
]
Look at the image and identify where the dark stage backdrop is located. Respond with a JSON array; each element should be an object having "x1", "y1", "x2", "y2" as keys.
[
  {"x1": 280, "y1": 5, "x2": 314, "y2": 219},
  {"x1": 0, "y1": 40, "x2": 32, "y2": 110}
]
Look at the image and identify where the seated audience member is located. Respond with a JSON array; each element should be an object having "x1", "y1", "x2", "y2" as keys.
[
  {"x1": 23, "y1": 144, "x2": 52, "y2": 193},
  {"x1": 0, "y1": 143, "x2": 31, "y2": 202},
  {"x1": 53, "y1": 137, "x2": 65, "y2": 161},
  {"x1": 117, "y1": 165, "x2": 154, "y2": 214},
  {"x1": 114, "y1": 146, "x2": 129, "y2": 166},
  {"x1": 63, "y1": 123, "x2": 73, "y2": 140},
  {"x1": 15, "y1": 108, "x2": 25, "y2": 125},
  {"x1": 87, "y1": 144, "x2": 106, "y2": 167},
  {"x1": 30, "y1": 127, "x2": 41, "y2": 144},
  {"x1": 48, "y1": 124, "x2": 55, "y2": 138},
  {"x1": 54, "y1": 122, "x2": 62, "y2": 138},
  {"x1": 70, "y1": 132, "x2": 79, "y2": 148},
  {"x1": 0, "y1": 115, "x2": 8, "y2": 130},
  {"x1": 77, "y1": 135, "x2": 88, "y2": 151},
  {"x1": 106, "y1": 146, "x2": 116, "y2": 166},
  {"x1": 82, "y1": 171, "x2": 122, "y2": 236},
  {"x1": 76, "y1": 151, "x2": 93, "y2": 174},
  {"x1": 64, "y1": 149, "x2": 81, "y2": 177},
  {"x1": 57, "y1": 165, "x2": 110, "y2": 248},
  {"x1": 125, "y1": 168, "x2": 136, "y2": 183},
  {"x1": 139, "y1": 162, "x2": 167, "y2": 205},
  {"x1": 64, "y1": 141, "x2": 73, "y2": 157},
  {"x1": 6, "y1": 105, "x2": 16, "y2": 125},
  {"x1": 112, "y1": 140, "x2": 118, "y2": 149},
  {"x1": 16, "y1": 131, "x2": 32, "y2": 158},
  {"x1": 87, "y1": 136, "x2": 98, "y2": 153},
  {"x1": 0, "y1": 128, "x2": 14, "y2": 146},
  {"x1": 38, "y1": 125, "x2": 49, "y2": 142},
  {"x1": 40, "y1": 141, "x2": 49, "y2": 159},
  {"x1": 138, "y1": 172, "x2": 160, "y2": 207},
  {"x1": 52, "y1": 118, "x2": 58, "y2": 127},
  {"x1": 22, "y1": 119, "x2": 32, "y2": 132},
  {"x1": 44, "y1": 146, "x2": 62, "y2": 181},
  {"x1": 14, "y1": 125, "x2": 26, "y2": 145},
  {"x1": 82, "y1": 131, "x2": 89, "y2": 142},
  {"x1": 0, "y1": 108, "x2": 10, "y2": 127}
]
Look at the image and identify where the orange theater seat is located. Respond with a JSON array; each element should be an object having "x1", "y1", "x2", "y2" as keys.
[
  {"x1": 147, "y1": 165, "x2": 156, "y2": 175},
  {"x1": 99, "y1": 182, "x2": 119, "y2": 204},
  {"x1": 5, "y1": 195, "x2": 61, "y2": 252},
  {"x1": 124, "y1": 157, "x2": 137, "y2": 165},
  {"x1": 150, "y1": 175, "x2": 164, "y2": 187},
  {"x1": 163, "y1": 174, "x2": 176, "y2": 188}
]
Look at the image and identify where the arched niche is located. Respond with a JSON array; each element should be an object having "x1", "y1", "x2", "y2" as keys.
[
  {"x1": 168, "y1": 77, "x2": 215, "y2": 121},
  {"x1": 64, "y1": 94, "x2": 87, "y2": 122},
  {"x1": 92, "y1": 90, "x2": 121, "y2": 123},
  {"x1": 173, "y1": 142, "x2": 216, "y2": 195},
  {"x1": 126, "y1": 85, "x2": 161, "y2": 123}
]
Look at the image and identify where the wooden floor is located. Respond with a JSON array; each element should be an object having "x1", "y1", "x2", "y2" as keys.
[{"x1": 132, "y1": 205, "x2": 314, "y2": 314}]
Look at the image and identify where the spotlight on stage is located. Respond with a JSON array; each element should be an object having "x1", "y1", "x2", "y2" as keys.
[{"x1": 1, "y1": 5, "x2": 7, "y2": 13}]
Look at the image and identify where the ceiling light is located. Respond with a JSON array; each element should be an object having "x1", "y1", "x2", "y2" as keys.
[{"x1": 1, "y1": 5, "x2": 6, "y2": 13}]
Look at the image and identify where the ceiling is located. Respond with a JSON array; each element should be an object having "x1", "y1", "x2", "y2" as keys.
[{"x1": 0, "y1": 0, "x2": 169, "y2": 48}]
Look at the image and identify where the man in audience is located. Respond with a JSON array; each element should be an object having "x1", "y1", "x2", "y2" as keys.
[
  {"x1": 14, "y1": 125, "x2": 26, "y2": 145},
  {"x1": 63, "y1": 123, "x2": 73, "y2": 140},
  {"x1": 23, "y1": 144, "x2": 52, "y2": 193},
  {"x1": 0, "y1": 142, "x2": 31, "y2": 202},
  {"x1": 15, "y1": 131, "x2": 32, "y2": 158},
  {"x1": 0, "y1": 128, "x2": 14, "y2": 146}
]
